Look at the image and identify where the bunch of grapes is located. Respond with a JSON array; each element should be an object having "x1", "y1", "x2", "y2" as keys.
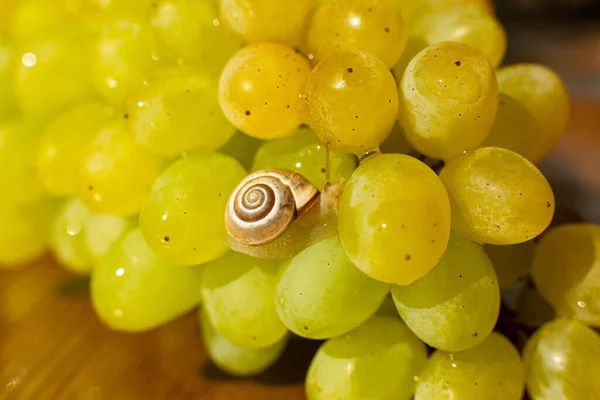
[{"x1": 1, "y1": 0, "x2": 599, "y2": 398}]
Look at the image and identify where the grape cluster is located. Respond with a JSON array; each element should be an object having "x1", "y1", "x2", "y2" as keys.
[{"x1": 1, "y1": 0, "x2": 598, "y2": 399}]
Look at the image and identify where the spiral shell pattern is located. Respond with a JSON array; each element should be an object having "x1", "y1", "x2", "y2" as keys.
[{"x1": 226, "y1": 169, "x2": 319, "y2": 246}]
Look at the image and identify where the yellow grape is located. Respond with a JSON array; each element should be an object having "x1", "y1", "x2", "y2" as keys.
[
  {"x1": 440, "y1": 147, "x2": 555, "y2": 245},
  {"x1": 395, "y1": 0, "x2": 494, "y2": 22},
  {"x1": 339, "y1": 154, "x2": 451, "y2": 285},
  {"x1": 306, "y1": 51, "x2": 398, "y2": 154},
  {"x1": 484, "y1": 240, "x2": 535, "y2": 291},
  {"x1": 219, "y1": 130, "x2": 264, "y2": 171},
  {"x1": 305, "y1": 0, "x2": 408, "y2": 69},
  {"x1": 124, "y1": 66, "x2": 235, "y2": 157},
  {"x1": 9, "y1": 0, "x2": 81, "y2": 42},
  {"x1": 531, "y1": 223, "x2": 600, "y2": 326},
  {"x1": 0, "y1": 39, "x2": 17, "y2": 119},
  {"x1": 219, "y1": 43, "x2": 311, "y2": 139},
  {"x1": 483, "y1": 64, "x2": 571, "y2": 164},
  {"x1": 37, "y1": 103, "x2": 115, "y2": 196},
  {"x1": 398, "y1": 42, "x2": 498, "y2": 160},
  {"x1": 76, "y1": 120, "x2": 168, "y2": 216},
  {"x1": 219, "y1": 0, "x2": 311, "y2": 45}
]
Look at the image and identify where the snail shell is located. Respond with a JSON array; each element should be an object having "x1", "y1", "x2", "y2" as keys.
[{"x1": 226, "y1": 169, "x2": 320, "y2": 246}]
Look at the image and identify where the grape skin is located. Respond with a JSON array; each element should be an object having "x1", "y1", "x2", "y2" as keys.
[{"x1": 484, "y1": 240, "x2": 534, "y2": 291}]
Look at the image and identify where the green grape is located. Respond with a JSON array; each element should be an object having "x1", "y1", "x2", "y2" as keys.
[
  {"x1": 484, "y1": 240, "x2": 534, "y2": 291},
  {"x1": 92, "y1": 16, "x2": 175, "y2": 105},
  {"x1": 276, "y1": 235, "x2": 389, "y2": 339},
  {"x1": 219, "y1": 43, "x2": 311, "y2": 139},
  {"x1": 139, "y1": 150, "x2": 246, "y2": 266},
  {"x1": 524, "y1": 319, "x2": 600, "y2": 400},
  {"x1": 515, "y1": 285, "x2": 555, "y2": 329},
  {"x1": 0, "y1": 199, "x2": 56, "y2": 268},
  {"x1": 380, "y1": 121, "x2": 415, "y2": 155},
  {"x1": 91, "y1": 228, "x2": 203, "y2": 331},
  {"x1": 531, "y1": 223, "x2": 600, "y2": 326},
  {"x1": 14, "y1": 30, "x2": 96, "y2": 119},
  {"x1": 219, "y1": 131, "x2": 264, "y2": 170},
  {"x1": 219, "y1": 0, "x2": 311, "y2": 45},
  {"x1": 0, "y1": 39, "x2": 17, "y2": 119},
  {"x1": 415, "y1": 332, "x2": 524, "y2": 399},
  {"x1": 199, "y1": 308, "x2": 287, "y2": 377},
  {"x1": 201, "y1": 252, "x2": 287, "y2": 349},
  {"x1": 306, "y1": 51, "x2": 398, "y2": 155},
  {"x1": 306, "y1": 315, "x2": 427, "y2": 400},
  {"x1": 85, "y1": 214, "x2": 134, "y2": 264},
  {"x1": 410, "y1": 4, "x2": 506, "y2": 68},
  {"x1": 124, "y1": 66, "x2": 234, "y2": 157},
  {"x1": 483, "y1": 64, "x2": 571, "y2": 164},
  {"x1": 392, "y1": 232, "x2": 500, "y2": 351},
  {"x1": 9, "y1": 0, "x2": 80, "y2": 42},
  {"x1": 305, "y1": 0, "x2": 408, "y2": 69},
  {"x1": 252, "y1": 127, "x2": 357, "y2": 191},
  {"x1": 76, "y1": 120, "x2": 168, "y2": 216},
  {"x1": 398, "y1": 42, "x2": 498, "y2": 160},
  {"x1": 338, "y1": 154, "x2": 451, "y2": 285},
  {"x1": 150, "y1": 0, "x2": 242, "y2": 74},
  {"x1": 37, "y1": 103, "x2": 115, "y2": 196},
  {"x1": 440, "y1": 147, "x2": 555, "y2": 245}
]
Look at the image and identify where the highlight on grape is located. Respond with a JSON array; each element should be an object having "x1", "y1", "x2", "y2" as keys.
[{"x1": 1, "y1": 0, "x2": 597, "y2": 399}]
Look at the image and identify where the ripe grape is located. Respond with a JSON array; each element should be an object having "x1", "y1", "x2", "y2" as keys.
[
  {"x1": 200, "y1": 308, "x2": 287, "y2": 377},
  {"x1": 0, "y1": 39, "x2": 16, "y2": 119},
  {"x1": 9, "y1": 0, "x2": 82, "y2": 42},
  {"x1": 392, "y1": 232, "x2": 500, "y2": 352},
  {"x1": 398, "y1": 42, "x2": 498, "y2": 160},
  {"x1": 305, "y1": 0, "x2": 408, "y2": 69},
  {"x1": 91, "y1": 228, "x2": 203, "y2": 331},
  {"x1": 394, "y1": 0, "x2": 494, "y2": 22},
  {"x1": 524, "y1": 319, "x2": 600, "y2": 400},
  {"x1": 139, "y1": 150, "x2": 246, "y2": 266},
  {"x1": 219, "y1": 43, "x2": 311, "y2": 139},
  {"x1": 124, "y1": 66, "x2": 235, "y2": 157},
  {"x1": 483, "y1": 64, "x2": 571, "y2": 164},
  {"x1": 276, "y1": 236, "x2": 389, "y2": 339},
  {"x1": 484, "y1": 241, "x2": 534, "y2": 291},
  {"x1": 252, "y1": 127, "x2": 357, "y2": 191},
  {"x1": 306, "y1": 316, "x2": 427, "y2": 400},
  {"x1": 219, "y1": 0, "x2": 311, "y2": 45},
  {"x1": 219, "y1": 130, "x2": 264, "y2": 170},
  {"x1": 76, "y1": 120, "x2": 168, "y2": 216},
  {"x1": 531, "y1": 223, "x2": 600, "y2": 326},
  {"x1": 440, "y1": 147, "x2": 555, "y2": 245},
  {"x1": 201, "y1": 252, "x2": 287, "y2": 349},
  {"x1": 37, "y1": 103, "x2": 115, "y2": 196},
  {"x1": 415, "y1": 332, "x2": 525, "y2": 400},
  {"x1": 338, "y1": 154, "x2": 451, "y2": 285},
  {"x1": 305, "y1": 51, "x2": 398, "y2": 154}
]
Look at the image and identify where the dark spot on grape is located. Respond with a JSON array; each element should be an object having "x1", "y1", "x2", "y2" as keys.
[
  {"x1": 519, "y1": 193, "x2": 523, "y2": 196},
  {"x1": 352, "y1": 128, "x2": 355, "y2": 131},
  {"x1": 431, "y1": 239, "x2": 435, "y2": 243},
  {"x1": 462, "y1": 305, "x2": 465, "y2": 309},
  {"x1": 286, "y1": 105, "x2": 290, "y2": 108},
  {"x1": 257, "y1": 69, "x2": 261, "y2": 72},
  {"x1": 401, "y1": 224, "x2": 405, "y2": 228},
  {"x1": 496, "y1": 225, "x2": 501, "y2": 228},
  {"x1": 193, "y1": 248, "x2": 196, "y2": 251},
  {"x1": 88, "y1": 185, "x2": 94, "y2": 191},
  {"x1": 186, "y1": 89, "x2": 190, "y2": 93},
  {"x1": 252, "y1": 336, "x2": 257, "y2": 340},
  {"x1": 355, "y1": 115, "x2": 358, "y2": 119},
  {"x1": 434, "y1": 54, "x2": 437, "y2": 57},
  {"x1": 303, "y1": 326, "x2": 308, "y2": 330},
  {"x1": 264, "y1": 102, "x2": 268, "y2": 105},
  {"x1": 368, "y1": 7, "x2": 372, "y2": 11},
  {"x1": 327, "y1": 263, "x2": 330, "y2": 266},
  {"x1": 434, "y1": 223, "x2": 438, "y2": 227},
  {"x1": 405, "y1": 254, "x2": 411, "y2": 261},
  {"x1": 163, "y1": 236, "x2": 170, "y2": 242},
  {"x1": 286, "y1": 54, "x2": 290, "y2": 57},
  {"x1": 218, "y1": 193, "x2": 222, "y2": 196},
  {"x1": 384, "y1": 26, "x2": 390, "y2": 33},
  {"x1": 455, "y1": 61, "x2": 461, "y2": 66},
  {"x1": 299, "y1": 292, "x2": 303, "y2": 296},
  {"x1": 389, "y1": 99, "x2": 392, "y2": 103},
  {"x1": 347, "y1": 67, "x2": 353, "y2": 73},
  {"x1": 245, "y1": 110, "x2": 251, "y2": 116},
  {"x1": 277, "y1": 85, "x2": 280, "y2": 88},
  {"x1": 151, "y1": 2, "x2": 157, "y2": 7},
  {"x1": 336, "y1": 32, "x2": 340, "y2": 37},
  {"x1": 176, "y1": 197, "x2": 179, "y2": 201},
  {"x1": 459, "y1": 114, "x2": 462, "y2": 116},
  {"x1": 459, "y1": 275, "x2": 463, "y2": 278},
  {"x1": 278, "y1": 75, "x2": 282, "y2": 78},
  {"x1": 184, "y1": 212, "x2": 187, "y2": 215},
  {"x1": 297, "y1": 68, "x2": 301, "y2": 72},
  {"x1": 321, "y1": 168, "x2": 326, "y2": 173},
  {"x1": 546, "y1": 202, "x2": 552, "y2": 208},
  {"x1": 412, "y1": 88, "x2": 415, "y2": 91},
  {"x1": 474, "y1": 382, "x2": 478, "y2": 386},
  {"x1": 124, "y1": 113, "x2": 129, "y2": 119}
]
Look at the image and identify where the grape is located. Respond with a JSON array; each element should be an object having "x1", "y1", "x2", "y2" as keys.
[
  {"x1": 524, "y1": 319, "x2": 600, "y2": 400},
  {"x1": 531, "y1": 223, "x2": 600, "y2": 326},
  {"x1": 440, "y1": 147, "x2": 555, "y2": 245},
  {"x1": 306, "y1": 315, "x2": 427, "y2": 400},
  {"x1": 379, "y1": 122, "x2": 415, "y2": 155},
  {"x1": 515, "y1": 285, "x2": 555, "y2": 329},
  {"x1": 124, "y1": 66, "x2": 235, "y2": 157},
  {"x1": 415, "y1": 332, "x2": 525, "y2": 400},
  {"x1": 338, "y1": 154, "x2": 451, "y2": 285},
  {"x1": 219, "y1": 43, "x2": 311, "y2": 139},
  {"x1": 398, "y1": 42, "x2": 499, "y2": 160},
  {"x1": 252, "y1": 127, "x2": 357, "y2": 191},
  {"x1": 394, "y1": 0, "x2": 494, "y2": 22},
  {"x1": 92, "y1": 16, "x2": 175, "y2": 105},
  {"x1": 219, "y1": 0, "x2": 311, "y2": 45},
  {"x1": 201, "y1": 252, "x2": 287, "y2": 349},
  {"x1": 0, "y1": 39, "x2": 17, "y2": 119},
  {"x1": 484, "y1": 240, "x2": 534, "y2": 291},
  {"x1": 392, "y1": 232, "x2": 500, "y2": 352},
  {"x1": 199, "y1": 308, "x2": 287, "y2": 377},
  {"x1": 305, "y1": 51, "x2": 398, "y2": 155},
  {"x1": 91, "y1": 228, "x2": 203, "y2": 331},
  {"x1": 219, "y1": 131, "x2": 264, "y2": 171},
  {"x1": 305, "y1": 0, "x2": 408, "y2": 69},
  {"x1": 9, "y1": 0, "x2": 82, "y2": 42},
  {"x1": 37, "y1": 103, "x2": 115, "y2": 196},
  {"x1": 150, "y1": 0, "x2": 242, "y2": 74},
  {"x1": 139, "y1": 150, "x2": 246, "y2": 266},
  {"x1": 85, "y1": 213, "x2": 134, "y2": 264},
  {"x1": 276, "y1": 235, "x2": 389, "y2": 339},
  {"x1": 483, "y1": 64, "x2": 571, "y2": 164}
]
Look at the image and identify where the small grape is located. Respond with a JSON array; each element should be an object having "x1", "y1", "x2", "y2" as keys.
[
  {"x1": 219, "y1": 43, "x2": 311, "y2": 140},
  {"x1": 306, "y1": 315, "x2": 427, "y2": 400},
  {"x1": 306, "y1": 51, "x2": 398, "y2": 154},
  {"x1": 440, "y1": 147, "x2": 555, "y2": 245},
  {"x1": 276, "y1": 236, "x2": 388, "y2": 339},
  {"x1": 398, "y1": 42, "x2": 499, "y2": 160},
  {"x1": 139, "y1": 150, "x2": 246, "y2": 266},
  {"x1": 484, "y1": 241, "x2": 534, "y2": 291},
  {"x1": 339, "y1": 154, "x2": 451, "y2": 285}
]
